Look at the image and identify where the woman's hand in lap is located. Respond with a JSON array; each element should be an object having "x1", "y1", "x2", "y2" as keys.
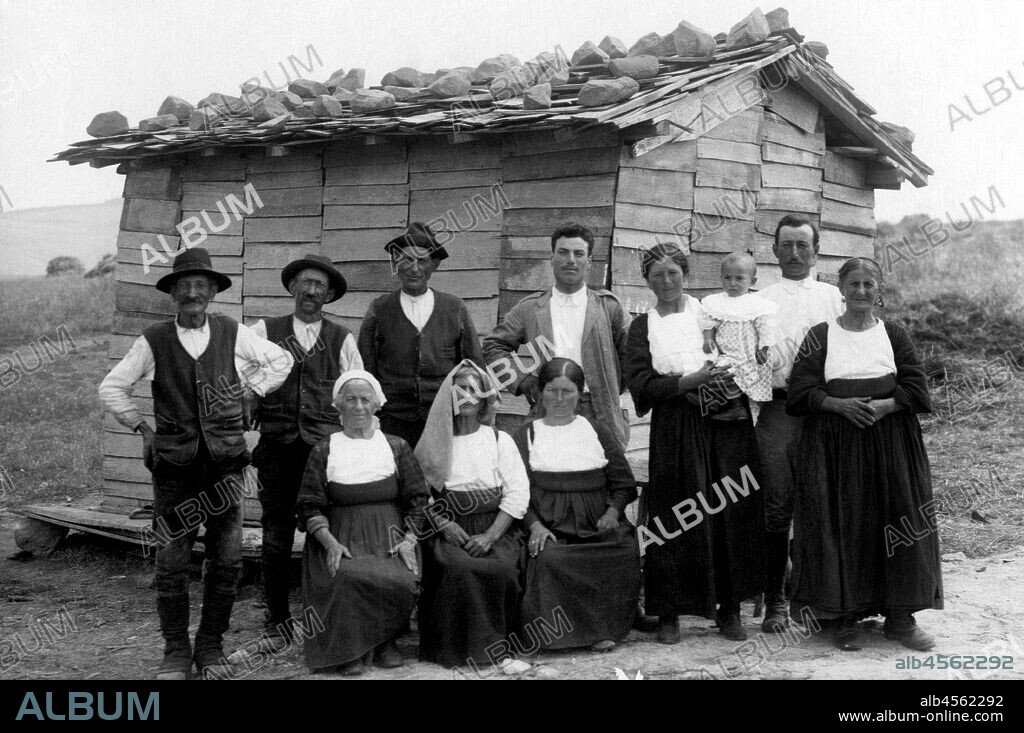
[
  {"x1": 464, "y1": 533, "x2": 496, "y2": 557},
  {"x1": 596, "y1": 507, "x2": 620, "y2": 531},
  {"x1": 392, "y1": 537, "x2": 419, "y2": 576},
  {"x1": 440, "y1": 521, "x2": 470, "y2": 547},
  {"x1": 326, "y1": 540, "x2": 352, "y2": 578},
  {"x1": 824, "y1": 396, "x2": 877, "y2": 428},
  {"x1": 528, "y1": 523, "x2": 556, "y2": 558}
]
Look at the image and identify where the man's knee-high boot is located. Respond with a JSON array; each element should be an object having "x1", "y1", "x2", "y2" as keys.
[
  {"x1": 761, "y1": 530, "x2": 791, "y2": 633},
  {"x1": 155, "y1": 594, "x2": 192, "y2": 680}
]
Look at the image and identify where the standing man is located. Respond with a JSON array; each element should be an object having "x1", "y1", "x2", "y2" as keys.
[
  {"x1": 358, "y1": 222, "x2": 484, "y2": 448},
  {"x1": 483, "y1": 222, "x2": 631, "y2": 448},
  {"x1": 99, "y1": 248, "x2": 292, "y2": 679},
  {"x1": 756, "y1": 214, "x2": 843, "y2": 633},
  {"x1": 249, "y1": 254, "x2": 360, "y2": 647}
]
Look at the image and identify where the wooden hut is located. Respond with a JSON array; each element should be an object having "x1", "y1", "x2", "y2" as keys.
[{"x1": 37, "y1": 16, "x2": 931, "y2": 542}]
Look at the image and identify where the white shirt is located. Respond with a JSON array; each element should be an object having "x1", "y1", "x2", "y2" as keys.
[
  {"x1": 528, "y1": 417, "x2": 609, "y2": 472},
  {"x1": 757, "y1": 277, "x2": 843, "y2": 389},
  {"x1": 400, "y1": 288, "x2": 435, "y2": 332},
  {"x1": 98, "y1": 317, "x2": 294, "y2": 430},
  {"x1": 326, "y1": 430, "x2": 395, "y2": 484},
  {"x1": 251, "y1": 316, "x2": 363, "y2": 371},
  {"x1": 647, "y1": 295, "x2": 709, "y2": 376},
  {"x1": 446, "y1": 427, "x2": 530, "y2": 519},
  {"x1": 824, "y1": 319, "x2": 897, "y2": 382},
  {"x1": 550, "y1": 286, "x2": 587, "y2": 368}
]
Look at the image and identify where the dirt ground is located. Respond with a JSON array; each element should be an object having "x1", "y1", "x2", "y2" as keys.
[{"x1": 1, "y1": 509, "x2": 1021, "y2": 681}]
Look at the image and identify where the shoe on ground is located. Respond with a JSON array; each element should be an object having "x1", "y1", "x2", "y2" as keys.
[
  {"x1": 761, "y1": 596, "x2": 790, "y2": 634},
  {"x1": 374, "y1": 639, "x2": 404, "y2": 669},
  {"x1": 656, "y1": 616, "x2": 681, "y2": 645},
  {"x1": 194, "y1": 646, "x2": 234, "y2": 679},
  {"x1": 633, "y1": 608, "x2": 660, "y2": 633},
  {"x1": 590, "y1": 639, "x2": 616, "y2": 652},
  {"x1": 155, "y1": 647, "x2": 192, "y2": 681},
  {"x1": 884, "y1": 613, "x2": 935, "y2": 651},
  {"x1": 833, "y1": 616, "x2": 862, "y2": 651},
  {"x1": 718, "y1": 613, "x2": 748, "y2": 641},
  {"x1": 337, "y1": 658, "x2": 365, "y2": 676}
]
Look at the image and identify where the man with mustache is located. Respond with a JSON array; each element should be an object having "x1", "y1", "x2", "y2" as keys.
[
  {"x1": 483, "y1": 223, "x2": 631, "y2": 449},
  {"x1": 755, "y1": 214, "x2": 843, "y2": 634},
  {"x1": 98, "y1": 247, "x2": 292, "y2": 679},
  {"x1": 248, "y1": 254, "x2": 360, "y2": 649},
  {"x1": 358, "y1": 222, "x2": 484, "y2": 449}
]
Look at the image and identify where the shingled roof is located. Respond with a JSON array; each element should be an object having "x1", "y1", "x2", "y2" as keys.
[{"x1": 51, "y1": 14, "x2": 932, "y2": 188}]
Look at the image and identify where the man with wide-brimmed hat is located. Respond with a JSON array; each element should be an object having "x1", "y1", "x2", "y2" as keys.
[
  {"x1": 358, "y1": 222, "x2": 484, "y2": 448},
  {"x1": 247, "y1": 253, "x2": 361, "y2": 647},
  {"x1": 99, "y1": 247, "x2": 293, "y2": 680}
]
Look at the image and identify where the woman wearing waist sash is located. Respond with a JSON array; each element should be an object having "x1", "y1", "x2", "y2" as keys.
[
  {"x1": 787, "y1": 258, "x2": 942, "y2": 651},
  {"x1": 414, "y1": 360, "x2": 530, "y2": 669},
  {"x1": 296, "y1": 370, "x2": 428, "y2": 675},
  {"x1": 512, "y1": 357, "x2": 641, "y2": 653}
]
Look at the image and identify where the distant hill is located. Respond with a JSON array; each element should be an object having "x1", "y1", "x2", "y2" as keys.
[{"x1": 0, "y1": 200, "x2": 122, "y2": 280}]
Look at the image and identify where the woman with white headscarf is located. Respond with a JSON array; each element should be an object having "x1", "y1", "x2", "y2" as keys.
[
  {"x1": 414, "y1": 360, "x2": 530, "y2": 668},
  {"x1": 296, "y1": 370, "x2": 429, "y2": 675}
]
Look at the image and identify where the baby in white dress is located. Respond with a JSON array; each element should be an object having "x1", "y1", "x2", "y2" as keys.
[{"x1": 699, "y1": 253, "x2": 778, "y2": 423}]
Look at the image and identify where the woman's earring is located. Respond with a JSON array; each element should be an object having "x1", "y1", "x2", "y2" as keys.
[{"x1": 875, "y1": 294, "x2": 885, "y2": 308}]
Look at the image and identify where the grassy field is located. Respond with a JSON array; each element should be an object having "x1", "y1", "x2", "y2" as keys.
[{"x1": 1, "y1": 218, "x2": 1023, "y2": 555}]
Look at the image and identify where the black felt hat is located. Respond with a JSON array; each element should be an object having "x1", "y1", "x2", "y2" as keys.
[
  {"x1": 384, "y1": 222, "x2": 449, "y2": 261},
  {"x1": 280, "y1": 254, "x2": 347, "y2": 302},
  {"x1": 155, "y1": 247, "x2": 232, "y2": 294}
]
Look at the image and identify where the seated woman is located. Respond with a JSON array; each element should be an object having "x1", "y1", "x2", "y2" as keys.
[
  {"x1": 787, "y1": 257, "x2": 942, "y2": 651},
  {"x1": 624, "y1": 243, "x2": 765, "y2": 644},
  {"x1": 513, "y1": 357, "x2": 641, "y2": 653},
  {"x1": 414, "y1": 360, "x2": 530, "y2": 669},
  {"x1": 296, "y1": 370, "x2": 427, "y2": 675}
]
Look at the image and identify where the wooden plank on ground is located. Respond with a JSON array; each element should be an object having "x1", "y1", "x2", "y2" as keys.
[
  {"x1": 619, "y1": 140, "x2": 696, "y2": 172},
  {"x1": 324, "y1": 162, "x2": 408, "y2": 186},
  {"x1": 503, "y1": 175, "x2": 615, "y2": 209},
  {"x1": 617, "y1": 168, "x2": 694, "y2": 209},
  {"x1": 756, "y1": 187, "x2": 820, "y2": 213},
  {"x1": 821, "y1": 198, "x2": 875, "y2": 236},
  {"x1": 822, "y1": 181, "x2": 875, "y2": 208},
  {"x1": 123, "y1": 167, "x2": 182, "y2": 201},
  {"x1": 696, "y1": 138, "x2": 761, "y2": 165},
  {"x1": 695, "y1": 159, "x2": 761, "y2": 190},
  {"x1": 120, "y1": 198, "x2": 181, "y2": 235},
  {"x1": 323, "y1": 204, "x2": 407, "y2": 230},
  {"x1": 244, "y1": 216, "x2": 322, "y2": 242},
  {"x1": 502, "y1": 148, "x2": 619, "y2": 181},
  {"x1": 761, "y1": 163, "x2": 822, "y2": 191},
  {"x1": 693, "y1": 187, "x2": 758, "y2": 220},
  {"x1": 761, "y1": 141, "x2": 824, "y2": 168}
]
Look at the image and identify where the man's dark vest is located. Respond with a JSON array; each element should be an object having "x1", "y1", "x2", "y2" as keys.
[
  {"x1": 372, "y1": 290, "x2": 466, "y2": 421},
  {"x1": 143, "y1": 314, "x2": 246, "y2": 465},
  {"x1": 257, "y1": 315, "x2": 350, "y2": 444}
]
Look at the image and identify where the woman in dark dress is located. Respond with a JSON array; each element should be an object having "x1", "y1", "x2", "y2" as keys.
[
  {"x1": 787, "y1": 257, "x2": 942, "y2": 651},
  {"x1": 513, "y1": 358, "x2": 641, "y2": 653},
  {"x1": 625, "y1": 243, "x2": 766, "y2": 644},
  {"x1": 296, "y1": 370, "x2": 428, "y2": 675},
  {"x1": 414, "y1": 360, "x2": 529, "y2": 668}
]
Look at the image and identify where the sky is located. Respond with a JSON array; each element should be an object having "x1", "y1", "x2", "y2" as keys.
[{"x1": 0, "y1": 0, "x2": 1022, "y2": 222}]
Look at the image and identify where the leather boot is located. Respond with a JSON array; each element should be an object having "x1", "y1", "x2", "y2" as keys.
[
  {"x1": 761, "y1": 531, "x2": 791, "y2": 633},
  {"x1": 155, "y1": 595, "x2": 192, "y2": 680},
  {"x1": 194, "y1": 586, "x2": 236, "y2": 679}
]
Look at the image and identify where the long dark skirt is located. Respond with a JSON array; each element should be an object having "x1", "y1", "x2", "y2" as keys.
[
  {"x1": 791, "y1": 378, "x2": 943, "y2": 620},
  {"x1": 419, "y1": 488, "x2": 523, "y2": 668},
  {"x1": 522, "y1": 469, "x2": 640, "y2": 650},
  {"x1": 642, "y1": 395, "x2": 765, "y2": 618},
  {"x1": 301, "y1": 476, "x2": 419, "y2": 671}
]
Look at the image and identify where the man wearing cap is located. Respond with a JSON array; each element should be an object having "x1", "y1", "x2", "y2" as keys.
[
  {"x1": 483, "y1": 222, "x2": 631, "y2": 448},
  {"x1": 99, "y1": 248, "x2": 293, "y2": 680},
  {"x1": 248, "y1": 254, "x2": 361, "y2": 647},
  {"x1": 358, "y1": 222, "x2": 484, "y2": 449}
]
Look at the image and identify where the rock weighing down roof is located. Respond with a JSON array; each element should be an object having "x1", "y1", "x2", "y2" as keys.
[{"x1": 52, "y1": 7, "x2": 932, "y2": 187}]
